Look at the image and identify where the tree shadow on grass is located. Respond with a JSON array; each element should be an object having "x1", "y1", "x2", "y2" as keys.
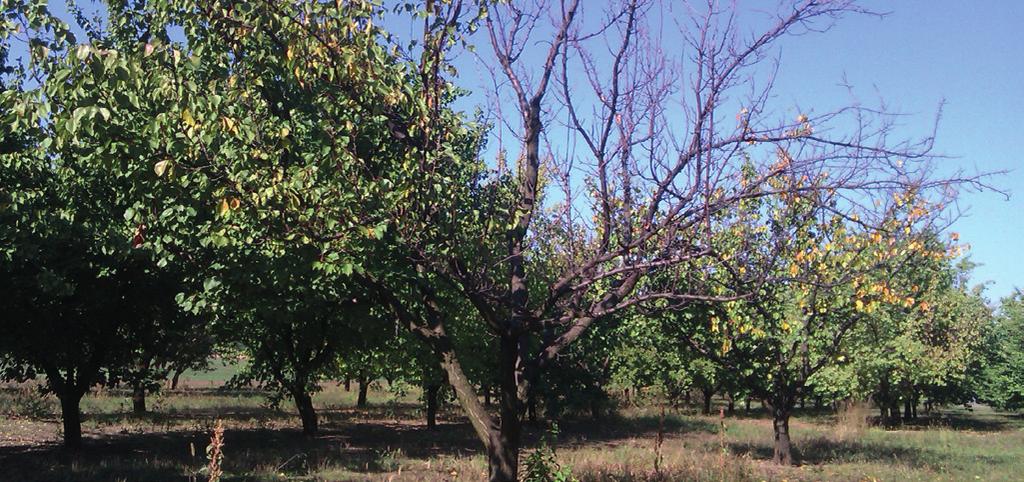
[
  {"x1": 0, "y1": 405, "x2": 724, "y2": 481},
  {"x1": 729, "y1": 437, "x2": 935, "y2": 468},
  {"x1": 546, "y1": 412, "x2": 718, "y2": 449},
  {"x1": 906, "y1": 412, "x2": 1017, "y2": 432},
  {"x1": 86, "y1": 406, "x2": 292, "y2": 427},
  {"x1": 0, "y1": 419, "x2": 484, "y2": 482}
]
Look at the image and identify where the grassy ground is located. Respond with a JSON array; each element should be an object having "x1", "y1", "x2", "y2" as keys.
[{"x1": 2, "y1": 382, "x2": 1022, "y2": 481}]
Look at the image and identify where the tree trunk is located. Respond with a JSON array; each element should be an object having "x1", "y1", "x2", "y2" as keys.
[
  {"x1": 293, "y1": 390, "x2": 318, "y2": 436},
  {"x1": 771, "y1": 406, "x2": 793, "y2": 465},
  {"x1": 701, "y1": 388, "x2": 714, "y2": 415},
  {"x1": 484, "y1": 385, "x2": 492, "y2": 407},
  {"x1": 745, "y1": 398, "x2": 751, "y2": 414},
  {"x1": 425, "y1": 383, "x2": 440, "y2": 429},
  {"x1": 889, "y1": 400, "x2": 901, "y2": 425},
  {"x1": 903, "y1": 399, "x2": 913, "y2": 422},
  {"x1": 344, "y1": 378, "x2": 351, "y2": 391},
  {"x1": 58, "y1": 389, "x2": 84, "y2": 450},
  {"x1": 132, "y1": 382, "x2": 147, "y2": 415},
  {"x1": 726, "y1": 393, "x2": 735, "y2": 416},
  {"x1": 357, "y1": 375, "x2": 368, "y2": 408},
  {"x1": 170, "y1": 369, "x2": 183, "y2": 390},
  {"x1": 487, "y1": 334, "x2": 522, "y2": 482},
  {"x1": 488, "y1": 427, "x2": 519, "y2": 482}
]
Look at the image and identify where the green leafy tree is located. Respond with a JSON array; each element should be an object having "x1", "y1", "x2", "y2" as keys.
[
  {"x1": 0, "y1": 4, "x2": 209, "y2": 449},
  {"x1": 839, "y1": 255, "x2": 990, "y2": 423},
  {"x1": 980, "y1": 291, "x2": 1024, "y2": 410},
  {"x1": 677, "y1": 179, "x2": 952, "y2": 465}
]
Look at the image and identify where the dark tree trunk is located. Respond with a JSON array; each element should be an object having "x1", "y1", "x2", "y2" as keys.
[
  {"x1": 293, "y1": 390, "x2": 318, "y2": 436},
  {"x1": 484, "y1": 385, "x2": 492, "y2": 407},
  {"x1": 487, "y1": 335, "x2": 522, "y2": 482},
  {"x1": 170, "y1": 369, "x2": 183, "y2": 390},
  {"x1": 745, "y1": 398, "x2": 751, "y2": 414},
  {"x1": 903, "y1": 399, "x2": 913, "y2": 422},
  {"x1": 799, "y1": 396, "x2": 805, "y2": 409},
  {"x1": 890, "y1": 400, "x2": 901, "y2": 425},
  {"x1": 58, "y1": 389, "x2": 84, "y2": 450},
  {"x1": 425, "y1": 383, "x2": 440, "y2": 429},
  {"x1": 344, "y1": 378, "x2": 351, "y2": 392},
  {"x1": 488, "y1": 427, "x2": 519, "y2": 482},
  {"x1": 357, "y1": 375, "x2": 368, "y2": 408},
  {"x1": 814, "y1": 396, "x2": 822, "y2": 410},
  {"x1": 771, "y1": 405, "x2": 793, "y2": 465},
  {"x1": 726, "y1": 393, "x2": 735, "y2": 416},
  {"x1": 701, "y1": 388, "x2": 714, "y2": 415},
  {"x1": 132, "y1": 382, "x2": 147, "y2": 415}
]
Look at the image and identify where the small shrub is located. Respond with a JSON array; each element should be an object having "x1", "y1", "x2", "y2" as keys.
[
  {"x1": 375, "y1": 446, "x2": 403, "y2": 472},
  {"x1": 524, "y1": 424, "x2": 577, "y2": 482}
]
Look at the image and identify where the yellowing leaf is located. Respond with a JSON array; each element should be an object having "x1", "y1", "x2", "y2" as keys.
[
  {"x1": 218, "y1": 198, "x2": 230, "y2": 216},
  {"x1": 154, "y1": 160, "x2": 170, "y2": 177},
  {"x1": 182, "y1": 108, "x2": 196, "y2": 127}
]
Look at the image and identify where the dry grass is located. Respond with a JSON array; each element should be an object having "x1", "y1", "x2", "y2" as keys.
[{"x1": 2, "y1": 385, "x2": 1023, "y2": 481}]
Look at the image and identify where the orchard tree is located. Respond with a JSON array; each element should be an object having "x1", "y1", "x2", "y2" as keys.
[
  {"x1": 0, "y1": 5, "x2": 210, "y2": 448},
  {"x1": 979, "y1": 291, "x2": 1024, "y2": 410},
  {"x1": 77, "y1": 0, "x2": 487, "y2": 437},
  {"x1": 206, "y1": 248, "x2": 377, "y2": 436},
  {"x1": 839, "y1": 254, "x2": 989, "y2": 423},
  {"x1": 676, "y1": 179, "x2": 958, "y2": 464},
  {"x1": 113, "y1": 270, "x2": 213, "y2": 416}
]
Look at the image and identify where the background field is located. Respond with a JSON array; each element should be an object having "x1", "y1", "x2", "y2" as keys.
[{"x1": 2, "y1": 371, "x2": 1022, "y2": 482}]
